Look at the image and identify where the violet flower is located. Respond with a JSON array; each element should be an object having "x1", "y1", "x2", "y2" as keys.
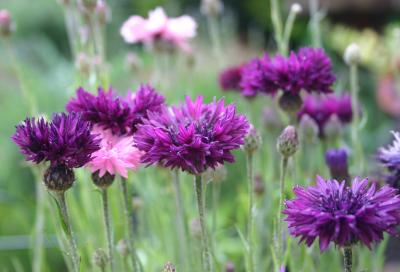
[
  {"x1": 378, "y1": 131, "x2": 400, "y2": 189},
  {"x1": 218, "y1": 64, "x2": 244, "y2": 92}
]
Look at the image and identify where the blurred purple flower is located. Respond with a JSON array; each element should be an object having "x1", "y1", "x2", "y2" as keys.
[
  {"x1": 325, "y1": 148, "x2": 350, "y2": 182},
  {"x1": 298, "y1": 94, "x2": 352, "y2": 137},
  {"x1": 378, "y1": 131, "x2": 400, "y2": 189},
  {"x1": 218, "y1": 64, "x2": 243, "y2": 92},
  {"x1": 134, "y1": 96, "x2": 249, "y2": 174},
  {"x1": 12, "y1": 112, "x2": 100, "y2": 168},
  {"x1": 284, "y1": 176, "x2": 400, "y2": 251}
]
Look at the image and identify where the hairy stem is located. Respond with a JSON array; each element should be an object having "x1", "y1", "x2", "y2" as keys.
[
  {"x1": 282, "y1": 7, "x2": 299, "y2": 55},
  {"x1": 343, "y1": 246, "x2": 352, "y2": 272},
  {"x1": 270, "y1": 0, "x2": 284, "y2": 54},
  {"x1": 32, "y1": 176, "x2": 45, "y2": 272},
  {"x1": 194, "y1": 175, "x2": 212, "y2": 272},
  {"x1": 101, "y1": 189, "x2": 114, "y2": 272},
  {"x1": 276, "y1": 156, "x2": 289, "y2": 269},
  {"x1": 246, "y1": 152, "x2": 255, "y2": 272}
]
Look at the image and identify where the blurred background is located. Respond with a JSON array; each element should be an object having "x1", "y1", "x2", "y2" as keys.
[{"x1": 2, "y1": 0, "x2": 400, "y2": 271}]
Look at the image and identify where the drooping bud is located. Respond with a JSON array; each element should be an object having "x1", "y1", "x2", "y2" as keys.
[
  {"x1": 344, "y1": 43, "x2": 361, "y2": 66},
  {"x1": 163, "y1": 261, "x2": 176, "y2": 272},
  {"x1": 91, "y1": 171, "x2": 115, "y2": 189},
  {"x1": 116, "y1": 239, "x2": 129, "y2": 257},
  {"x1": 225, "y1": 261, "x2": 235, "y2": 272},
  {"x1": 244, "y1": 125, "x2": 262, "y2": 155},
  {"x1": 299, "y1": 114, "x2": 318, "y2": 144},
  {"x1": 43, "y1": 164, "x2": 75, "y2": 192},
  {"x1": 278, "y1": 92, "x2": 303, "y2": 116},
  {"x1": 254, "y1": 174, "x2": 265, "y2": 196},
  {"x1": 200, "y1": 0, "x2": 224, "y2": 17},
  {"x1": 202, "y1": 165, "x2": 227, "y2": 184},
  {"x1": 0, "y1": 10, "x2": 13, "y2": 37},
  {"x1": 277, "y1": 126, "x2": 299, "y2": 158},
  {"x1": 324, "y1": 114, "x2": 342, "y2": 141},
  {"x1": 92, "y1": 248, "x2": 108, "y2": 269},
  {"x1": 291, "y1": 3, "x2": 302, "y2": 14},
  {"x1": 325, "y1": 148, "x2": 350, "y2": 182}
]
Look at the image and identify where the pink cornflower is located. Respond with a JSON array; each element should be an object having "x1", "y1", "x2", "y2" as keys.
[
  {"x1": 89, "y1": 127, "x2": 143, "y2": 178},
  {"x1": 120, "y1": 7, "x2": 197, "y2": 52}
]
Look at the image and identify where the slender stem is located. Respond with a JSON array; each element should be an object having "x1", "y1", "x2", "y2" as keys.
[
  {"x1": 309, "y1": 0, "x2": 322, "y2": 47},
  {"x1": 194, "y1": 175, "x2": 212, "y2": 272},
  {"x1": 120, "y1": 178, "x2": 141, "y2": 272},
  {"x1": 246, "y1": 152, "x2": 255, "y2": 272},
  {"x1": 343, "y1": 246, "x2": 352, "y2": 272},
  {"x1": 211, "y1": 177, "x2": 221, "y2": 244},
  {"x1": 350, "y1": 64, "x2": 364, "y2": 173},
  {"x1": 282, "y1": 8, "x2": 298, "y2": 56},
  {"x1": 55, "y1": 191, "x2": 80, "y2": 272},
  {"x1": 270, "y1": 0, "x2": 284, "y2": 54},
  {"x1": 276, "y1": 156, "x2": 289, "y2": 269},
  {"x1": 32, "y1": 178, "x2": 45, "y2": 272},
  {"x1": 172, "y1": 170, "x2": 189, "y2": 270},
  {"x1": 101, "y1": 188, "x2": 115, "y2": 272},
  {"x1": 206, "y1": 15, "x2": 223, "y2": 66}
]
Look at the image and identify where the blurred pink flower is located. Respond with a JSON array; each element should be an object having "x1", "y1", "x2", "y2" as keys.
[
  {"x1": 120, "y1": 6, "x2": 197, "y2": 52},
  {"x1": 88, "y1": 127, "x2": 143, "y2": 178}
]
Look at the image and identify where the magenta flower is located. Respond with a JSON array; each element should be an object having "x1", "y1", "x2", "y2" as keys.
[
  {"x1": 120, "y1": 7, "x2": 197, "y2": 52},
  {"x1": 88, "y1": 127, "x2": 143, "y2": 178},
  {"x1": 218, "y1": 64, "x2": 244, "y2": 92},
  {"x1": 12, "y1": 112, "x2": 100, "y2": 168},
  {"x1": 284, "y1": 176, "x2": 400, "y2": 251},
  {"x1": 134, "y1": 96, "x2": 249, "y2": 175},
  {"x1": 239, "y1": 47, "x2": 335, "y2": 97},
  {"x1": 378, "y1": 131, "x2": 400, "y2": 189},
  {"x1": 298, "y1": 94, "x2": 352, "y2": 137}
]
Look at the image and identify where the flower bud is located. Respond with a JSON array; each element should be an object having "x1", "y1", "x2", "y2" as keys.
[
  {"x1": 202, "y1": 165, "x2": 227, "y2": 184},
  {"x1": 291, "y1": 3, "x2": 302, "y2": 14},
  {"x1": 324, "y1": 114, "x2": 342, "y2": 141},
  {"x1": 200, "y1": 0, "x2": 224, "y2": 17},
  {"x1": 44, "y1": 164, "x2": 75, "y2": 192},
  {"x1": 277, "y1": 126, "x2": 299, "y2": 158},
  {"x1": 344, "y1": 43, "x2": 361, "y2": 66},
  {"x1": 299, "y1": 114, "x2": 318, "y2": 143},
  {"x1": 254, "y1": 174, "x2": 265, "y2": 196},
  {"x1": 225, "y1": 261, "x2": 235, "y2": 272},
  {"x1": 92, "y1": 248, "x2": 108, "y2": 269},
  {"x1": 116, "y1": 239, "x2": 129, "y2": 257},
  {"x1": 91, "y1": 171, "x2": 115, "y2": 189},
  {"x1": 278, "y1": 92, "x2": 303, "y2": 116},
  {"x1": 244, "y1": 125, "x2": 262, "y2": 155},
  {"x1": 163, "y1": 261, "x2": 176, "y2": 272},
  {"x1": 0, "y1": 10, "x2": 13, "y2": 37},
  {"x1": 325, "y1": 148, "x2": 350, "y2": 182}
]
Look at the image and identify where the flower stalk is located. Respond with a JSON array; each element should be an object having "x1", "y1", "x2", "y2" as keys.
[
  {"x1": 194, "y1": 175, "x2": 212, "y2": 272},
  {"x1": 343, "y1": 246, "x2": 352, "y2": 272},
  {"x1": 246, "y1": 152, "x2": 255, "y2": 272},
  {"x1": 101, "y1": 188, "x2": 115, "y2": 272}
]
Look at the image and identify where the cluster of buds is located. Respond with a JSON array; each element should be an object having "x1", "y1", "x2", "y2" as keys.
[{"x1": 277, "y1": 125, "x2": 299, "y2": 159}]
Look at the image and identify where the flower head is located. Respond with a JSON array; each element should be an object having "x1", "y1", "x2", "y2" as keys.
[
  {"x1": 298, "y1": 94, "x2": 352, "y2": 137},
  {"x1": 12, "y1": 112, "x2": 100, "y2": 168},
  {"x1": 284, "y1": 176, "x2": 400, "y2": 251},
  {"x1": 134, "y1": 96, "x2": 249, "y2": 175},
  {"x1": 379, "y1": 131, "x2": 400, "y2": 171},
  {"x1": 120, "y1": 7, "x2": 197, "y2": 52},
  {"x1": 88, "y1": 127, "x2": 143, "y2": 178},
  {"x1": 219, "y1": 64, "x2": 243, "y2": 92}
]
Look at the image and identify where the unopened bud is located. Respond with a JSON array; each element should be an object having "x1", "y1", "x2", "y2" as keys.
[
  {"x1": 325, "y1": 148, "x2": 350, "y2": 182},
  {"x1": 44, "y1": 164, "x2": 75, "y2": 192},
  {"x1": 225, "y1": 261, "x2": 235, "y2": 272},
  {"x1": 344, "y1": 43, "x2": 361, "y2": 65},
  {"x1": 163, "y1": 261, "x2": 176, "y2": 272},
  {"x1": 324, "y1": 114, "x2": 342, "y2": 140},
  {"x1": 244, "y1": 125, "x2": 262, "y2": 155},
  {"x1": 92, "y1": 248, "x2": 108, "y2": 269},
  {"x1": 0, "y1": 10, "x2": 13, "y2": 37},
  {"x1": 299, "y1": 114, "x2": 319, "y2": 143},
  {"x1": 200, "y1": 0, "x2": 224, "y2": 17},
  {"x1": 291, "y1": 3, "x2": 302, "y2": 14},
  {"x1": 91, "y1": 171, "x2": 115, "y2": 189},
  {"x1": 277, "y1": 126, "x2": 299, "y2": 158},
  {"x1": 116, "y1": 239, "x2": 129, "y2": 257},
  {"x1": 278, "y1": 92, "x2": 303, "y2": 116}
]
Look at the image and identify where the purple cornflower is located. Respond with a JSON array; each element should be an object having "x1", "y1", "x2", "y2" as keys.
[
  {"x1": 284, "y1": 176, "x2": 400, "y2": 251},
  {"x1": 378, "y1": 131, "x2": 400, "y2": 189},
  {"x1": 134, "y1": 96, "x2": 250, "y2": 175},
  {"x1": 325, "y1": 148, "x2": 350, "y2": 182},
  {"x1": 12, "y1": 112, "x2": 100, "y2": 168},
  {"x1": 298, "y1": 94, "x2": 352, "y2": 137},
  {"x1": 239, "y1": 47, "x2": 335, "y2": 97},
  {"x1": 67, "y1": 87, "x2": 133, "y2": 135},
  {"x1": 218, "y1": 64, "x2": 244, "y2": 92},
  {"x1": 125, "y1": 84, "x2": 165, "y2": 133}
]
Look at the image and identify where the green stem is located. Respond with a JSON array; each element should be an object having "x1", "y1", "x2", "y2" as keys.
[
  {"x1": 309, "y1": 0, "x2": 322, "y2": 47},
  {"x1": 194, "y1": 175, "x2": 212, "y2": 272},
  {"x1": 246, "y1": 152, "x2": 255, "y2": 272},
  {"x1": 276, "y1": 156, "x2": 289, "y2": 269},
  {"x1": 282, "y1": 7, "x2": 299, "y2": 56},
  {"x1": 172, "y1": 170, "x2": 189, "y2": 270},
  {"x1": 270, "y1": 0, "x2": 284, "y2": 54},
  {"x1": 120, "y1": 178, "x2": 141, "y2": 272},
  {"x1": 206, "y1": 15, "x2": 223, "y2": 66},
  {"x1": 343, "y1": 246, "x2": 352, "y2": 272},
  {"x1": 55, "y1": 191, "x2": 80, "y2": 272},
  {"x1": 32, "y1": 176, "x2": 45, "y2": 272},
  {"x1": 350, "y1": 64, "x2": 364, "y2": 173},
  {"x1": 101, "y1": 189, "x2": 115, "y2": 272}
]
